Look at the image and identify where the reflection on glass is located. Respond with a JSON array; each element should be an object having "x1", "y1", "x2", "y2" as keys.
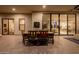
[
  {"x1": 68, "y1": 14, "x2": 75, "y2": 35},
  {"x1": 9, "y1": 19, "x2": 14, "y2": 34},
  {"x1": 42, "y1": 14, "x2": 50, "y2": 31},
  {"x1": 3, "y1": 19, "x2": 9, "y2": 34},
  {"x1": 51, "y1": 14, "x2": 59, "y2": 34},
  {"x1": 60, "y1": 14, "x2": 67, "y2": 34},
  {"x1": 19, "y1": 18, "x2": 25, "y2": 31}
]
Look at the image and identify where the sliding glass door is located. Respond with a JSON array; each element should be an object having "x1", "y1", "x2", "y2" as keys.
[
  {"x1": 42, "y1": 14, "x2": 50, "y2": 31},
  {"x1": 51, "y1": 14, "x2": 59, "y2": 35},
  {"x1": 60, "y1": 14, "x2": 67, "y2": 35},
  {"x1": 42, "y1": 13, "x2": 76, "y2": 35},
  {"x1": 68, "y1": 14, "x2": 75, "y2": 35}
]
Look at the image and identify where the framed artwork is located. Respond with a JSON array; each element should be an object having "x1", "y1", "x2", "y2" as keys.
[
  {"x1": 19, "y1": 18, "x2": 25, "y2": 31},
  {"x1": 34, "y1": 22, "x2": 40, "y2": 28}
]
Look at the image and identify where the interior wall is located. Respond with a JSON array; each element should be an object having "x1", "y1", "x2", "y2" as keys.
[
  {"x1": 32, "y1": 12, "x2": 43, "y2": 30},
  {"x1": 77, "y1": 14, "x2": 79, "y2": 34},
  {"x1": 0, "y1": 14, "x2": 32, "y2": 35},
  {"x1": 0, "y1": 13, "x2": 79, "y2": 35},
  {"x1": 0, "y1": 17, "x2": 2, "y2": 34}
]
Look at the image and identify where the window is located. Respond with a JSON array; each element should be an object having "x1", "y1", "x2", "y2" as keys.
[{"x1": 19, "y1": 18, "x2": 25, "y2": 31}]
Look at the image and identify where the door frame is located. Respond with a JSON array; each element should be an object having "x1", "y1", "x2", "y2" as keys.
[
  {"x1": 49, "y1": 13, "x2": 76, "y2": 35},
  {"x1": 43, "y1": 13, "x2": 76, "y2": 35},
  {"x1": 2, "y1": 18, "x2": 14, "y2": 35}
]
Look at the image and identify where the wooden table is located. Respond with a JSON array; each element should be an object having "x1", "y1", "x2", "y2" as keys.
[{"x1": 22, "y1": 31, "x2": 54, "y2": 45}]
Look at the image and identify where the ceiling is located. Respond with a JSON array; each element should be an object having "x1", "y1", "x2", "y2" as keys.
[{"x1": 0, "y1": 5, "x2": 77, "y2": 13}]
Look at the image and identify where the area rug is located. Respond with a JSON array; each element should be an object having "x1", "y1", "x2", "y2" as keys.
[{"x1": 64, "y1": 36, "x2": 79, "y2": 44}]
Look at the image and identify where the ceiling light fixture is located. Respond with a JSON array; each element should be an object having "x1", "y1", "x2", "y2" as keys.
[
  {"x1": 12, "y1": 8, "x2": 16, "y2": 11},
  {"x1": 42, "y1": 5, "x2": 46, "y2": 8}
]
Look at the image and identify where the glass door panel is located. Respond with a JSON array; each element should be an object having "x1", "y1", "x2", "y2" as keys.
[
  {"x1": 60, "y1": 14, "x2": 67, "y2": 34},
  {"x1": 19, "y1": 18, "x2": 25, "y2": 31},
  {"x1": 2, "y1": 18, "x2": 9, "y2": 35},
  {"x1": 2, "y1": 18, "x2": 14, "y2": 35},
  {"x1": 9, "y1": 19, "x2": 14, "y2": 34},
  {"x1": 51, "y1": 14, "x2": 59, "y2": 35},
  {"x1": 68, "y1": 14, "x2": 75, "y2": 35},
  {"x1": 42, "y1": 14, "x2": 50, "y2": 31}
]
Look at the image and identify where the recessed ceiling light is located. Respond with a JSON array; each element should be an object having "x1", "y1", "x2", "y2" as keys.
[
  {"x1": 12, "y1": 8, "x2": 16, "y2": 11},
  {"x1": 42, "y1": 5, "x2": 46, "y2": 8}
]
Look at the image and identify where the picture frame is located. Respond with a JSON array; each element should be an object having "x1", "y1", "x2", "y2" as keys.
[{"x1": 34, "y1": 22, "x2": 40, "y2": 28}]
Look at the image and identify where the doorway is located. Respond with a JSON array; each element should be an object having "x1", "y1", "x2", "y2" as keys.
[
  {"x1": 51, "y1": 14, "x2": 76, "y2": 35},
  {"x1": 2, "y1": 18, "x2": 14, "y2": 35},
  {"x1": 51, "y1": 14, "x2": 59, "y2": 35}
]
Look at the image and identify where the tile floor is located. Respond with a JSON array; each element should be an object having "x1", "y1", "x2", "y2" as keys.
[{"x1": 0, "y1": 35, "x2": 79, "y2": 54}]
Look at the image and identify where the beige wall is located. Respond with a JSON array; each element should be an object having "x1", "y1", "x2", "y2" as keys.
[
  {"x1": 0, "y1": 14, "x2": 32, "y2": 35},
  {"x1": 32, "y1": 12, "x2": 43, "y2": 30},
  {"x1": 0, "y1": 13, "x2": 79, "y2": 35},
  {"x1": 0, "y1": 12, "x2": 43, "y2": 35},
  {"x1": 77, "y1": 14, "x2": 79, "y2": 34},
  {"x1": 0, "y1": 17, "x2": 2, "y2": 34}
]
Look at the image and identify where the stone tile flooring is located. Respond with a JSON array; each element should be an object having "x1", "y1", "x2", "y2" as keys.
[{"x1": 0, "y1": 35, "x2": 79, "y2": 54}]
